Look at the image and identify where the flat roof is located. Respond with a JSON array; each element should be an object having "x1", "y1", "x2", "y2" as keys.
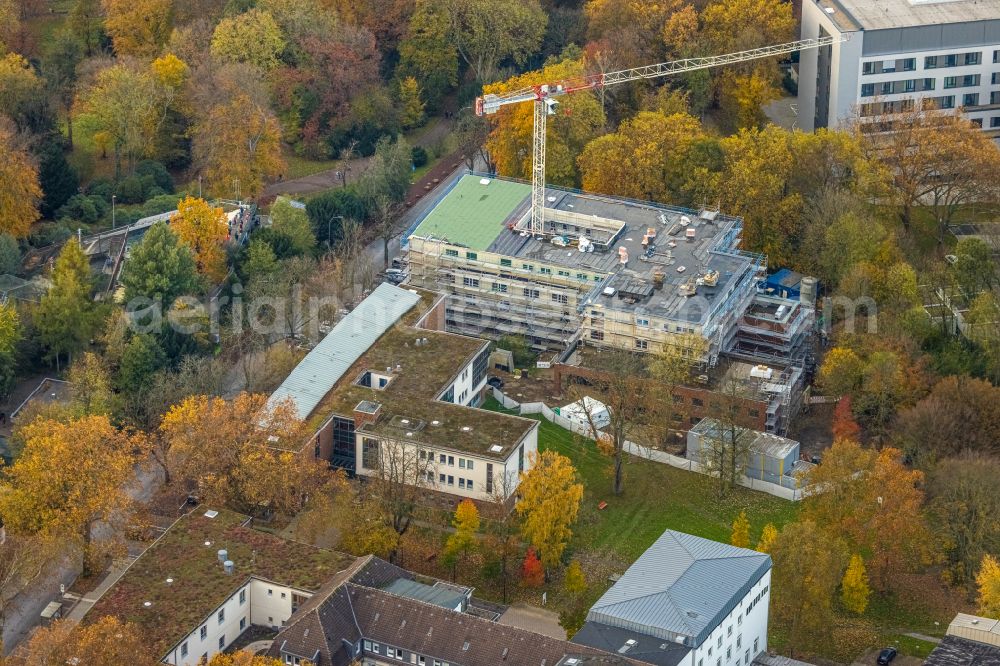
[
  {"x1": 309, "y1": 323, "x2": 537, "y2": 458},
  {"x1": 925, "y1": 635, "x2": 1000, "y2": 666},
  {"x1": 822, "y1": 0, "x2": 1000, "y2": 31},
  {"x1": 382, "y1": 578, "x2": 469, "y2": 610},
  {"x1": 411, "y1": 175, "x2": 755, "y2": 325},
  {"x1": 86, "y1": 508, "x2": 354, "y2": 658},
  {"x1": 412, "y1": 176, "x2": 533, "y2": 252},
  {"x1": 269, "y1": 283, "x2": 423, "y2": 420}
]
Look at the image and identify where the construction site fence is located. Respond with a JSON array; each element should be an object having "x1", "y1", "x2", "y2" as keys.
[{"x1": 490, "y1": 387, "x2": 804, "y2": 502}]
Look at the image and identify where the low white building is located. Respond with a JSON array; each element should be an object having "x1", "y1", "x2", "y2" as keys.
[
  {"x1": 85, "y1": 508, "x2": 355, "y2": 666},
  {"x1": 572, "y1": 530, "x2": 772, "y2": 666},
  {"x1": 560, "y1": 396, "x2": 611, "y2": 432},
  {"x1": 270, "y1": 283, "x2": 540, "y2": 502}
]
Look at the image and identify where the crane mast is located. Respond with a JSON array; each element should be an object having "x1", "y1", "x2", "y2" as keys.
[{"x1": 476, "y1": 35, "x2": 849, "y2": 234}]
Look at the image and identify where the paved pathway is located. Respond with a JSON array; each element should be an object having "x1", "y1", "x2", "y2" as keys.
[
  {"x1": 64, "y1": 556, "x2": 137, "y2": 622},
  {"x1": 498, "y1": 602, "x2": 565, "y2": 640},
  {"x1": 903, "y1": 632, "x2": 941, "y2": 644},
  {"x1": 242, "y1": 640, "x2": 274, "y2": 655}
]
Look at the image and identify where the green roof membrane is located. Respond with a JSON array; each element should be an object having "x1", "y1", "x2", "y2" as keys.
[{"x1": 412, "y1": 175, "x2": 530, "y2": 252}]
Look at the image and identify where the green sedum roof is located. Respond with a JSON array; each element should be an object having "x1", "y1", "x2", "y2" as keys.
[{"x1": 411, "y1": 175, "x2": 530, "y2": 251}]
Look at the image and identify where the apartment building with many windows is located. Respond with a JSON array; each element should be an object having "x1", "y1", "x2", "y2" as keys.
[
  {"x1": 406, "y1": 175, "x2": 813, "y2": 369},
  {"x1": 797, "y1": 0, "x2": 1000, "y2": 136}
]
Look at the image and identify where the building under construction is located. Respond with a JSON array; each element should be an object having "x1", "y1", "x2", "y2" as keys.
[{"x1": 406, "y1": 174, "x2": 815, "y2": 372}]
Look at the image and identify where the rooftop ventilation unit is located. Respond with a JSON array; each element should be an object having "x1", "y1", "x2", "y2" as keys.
[
  {"x1": 224, "y1": 560, "x2": 234, "y2": 575},
  {"x1": 218, "y1": 549, "x2": 228, "y2": 563},
  {"x1": 490, "y1": 444, "x2": 503, "y2": 453},
  {"x1": 204, "y1": 510, "x2": 219, "y2": 519}
]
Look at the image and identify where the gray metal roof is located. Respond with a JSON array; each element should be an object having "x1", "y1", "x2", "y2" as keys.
[
  {"x1": 382, "y1": 578, "x2": 469, "y2": 610},
  {"x1": 586, "y1": 531, "x2": 771, "y2": 648},
  {"x1": 826, "y1": 0, "x2": 1000, "y2": 31},
  {"x1": 267, "y1": 283, "x2": 422, "y2": 420}
]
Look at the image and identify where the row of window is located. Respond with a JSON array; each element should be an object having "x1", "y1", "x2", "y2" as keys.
[
  {"x1": 746, "y1": 585, "x2": 769, "y2": 616},
  {"x1": 417, "y1": 450, "x2": 476, "y2": 471},
  {"x1": 459, "y1": 276, "x2": 576, "y2": 305},
  {"x1": 361, "y1": 639, "x2": 451, "y2": 666},
  {"x1": 427, "y1": 471, "x2": 476, "y2": 490},
  {"x1": 862, "y1": 50, "x2": 996, "y2": 76},
  {"x1": 181, "y1": 611, "x2": 249, "y2": 659},
  {"x1": 446, "y1": 249, "x2": 601, "y2": 283}
]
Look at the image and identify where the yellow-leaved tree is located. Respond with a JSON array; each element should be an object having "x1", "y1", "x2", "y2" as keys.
[
  {"x1": 0, "y1": 123, "x2": 41, "y2": 237},
  {"x1": 0, "y1": 415, "x2": 146, "y2": 574},
  {"x1": 730, "y1": 510, "x2": 750, "y2": 548},
  {"x1": 102, "y1": 0, "x2": 173, "y2": 57},
  {"x1": 484, "y1": 55, "x2": 605, "y2": 187},
  {"x1": 516, "y1": 450, "x2": 583, "y2": 573},
  {"x1": 13, "y1": 617, "x2": 159, "y2": 666},
  {"x1": 756, "y1": 522, "x2": 778, "y2": 553},
  {"x1": 841, "y1": 553, "x2": 870, "y2": 615},
  {"x1": 978, "y1": 554, "x2": 1000, "y2": 618},
  {"x1": 193, "y1": 93, "x2": 285, "y2": 201},
  {"x1": 442, "y1": 498, "x2": 480, "y2": 579},
  {"x1": 170, "y1": 197, "x2": 229, "y2": 284}
]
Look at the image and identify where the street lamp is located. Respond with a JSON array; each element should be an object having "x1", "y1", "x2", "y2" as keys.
[{"x1": 111, "y1": 195, "x2": 117, "y2": 230}]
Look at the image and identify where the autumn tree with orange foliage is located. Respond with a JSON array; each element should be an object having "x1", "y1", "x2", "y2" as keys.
[
  {"x1": 801, "y1": 439, "x2": 930, "y2": 591},
  {"x1": 159, "y1": 393, "x2": 344, "y2": 519},
  {"x1": 193, "y1": 93, "x2": 285, "y2": 200},
  {"x1": 205, "y1": 652, "x2": 288, "y2": 666},
  {"x1": 831, "y1": 396, "x2": 860, "y2": 441},
  {"x1": 0, "y1": 122, "x2": 41, "y2": 237},
  {"x1": 10, "y1": 616, "x2": 159, "y2": 666},
  {"x1": 0, "y1": 415, "x2": 146, "y2": 574},
  {"x1": 102, "y1": 0, "x2": 173, "y2": 57},
  {"x1": 170, "y1": 196, "x2": 229, "y2": 284}
]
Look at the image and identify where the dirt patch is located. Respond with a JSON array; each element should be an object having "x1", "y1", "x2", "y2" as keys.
[
  {"x1": 499, "y1": 603, "x2": 566, "y2": 640},
  {"x1": 789, "y1": 402, "x2": 835, "y2": 459}
]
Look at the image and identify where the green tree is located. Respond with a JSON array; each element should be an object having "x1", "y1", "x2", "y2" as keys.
[
  {"x1": 35, "y1": 239, "x2": 100, "y2": 369},
  {"x1": 118, "y1": 333, "x2": 166, "y2": 396},
  {"x1": 67, "y1": 351, "x2": 118, "y2": 417},
  {"x1": 841, "y1": 553, "x2": 870, "y2": 615},
  {"x1": 443, "y1": 0, "x2": 546, "y2": 83},
  {"x1": 210, "y1": 9, "x2": 286, "y2": 70},
  {"x1": 42, "y1": 29, "x2": 84, "y2": 149},
  {"x1": 0, "y1": 301, "x2": 20, "y2": 399},
  {"x1": 243, "y1": 239, "x2": 279, "y2": 280},
  {"x1": 269, "y1": 196, "x2": 316, "y2": 255},
  {"x1": 730, "y1": 510, "x2": 750, "y2": 548},
  {"x1": 120, "y1": 222, "x2": 200, "y2": 307},
  {"x1": 953, "y1": 237, "x2": 996, "y2": 298},
  {"x1": 397, "y1": 0, "x2": 458, "y2": 110},
  {"x1": 398, "y1": 77, "x2": 426, "y2": 130},
  {"x1": 0, "y1": 233, "x2": 19, "y2": 275},
  {"x1": 305, "y1": 188, "x2": 368, "y2": 247},
  {"x1": 68, "y1": 0, "x2": 105, "y2": 57}
]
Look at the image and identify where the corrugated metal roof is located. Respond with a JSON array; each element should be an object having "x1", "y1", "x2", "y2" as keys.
[
  {"x1": 382, "y1": 579, "x2": 468, "y2": 610},
  {"x1": 267, "y1": 283, "x2": 422, "y2": 420},
  {"x1": 587, "y1": 531, "x2": 771, "y2": 647}
]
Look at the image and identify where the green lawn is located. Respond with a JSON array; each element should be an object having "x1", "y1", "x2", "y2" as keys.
[{"x1": 483, "y1": 398, "x2": 800, "y2": 563}]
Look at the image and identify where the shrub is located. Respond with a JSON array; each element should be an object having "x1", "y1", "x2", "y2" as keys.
[
  {"x1": 411, "y1": 146, "x2": 428, "y2": 168},
  {"x1": 57, "y1": 194, "x2": 107, "y2": 224},
  {"x1": 135, "y1": 160, "x2": 174, "y2": 193}
]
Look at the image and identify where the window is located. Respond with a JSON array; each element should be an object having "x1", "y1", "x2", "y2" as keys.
[
  {"x1": 748, "y1": 408, "x2": 760, "y2": 418},
  {"x1": 966, "y1": 52, "x2": 981, "y2": 66},
  {"x1": 991, "y1": 117, "x2": 1000, "y2": 128},
  {"x1": 445, "y1": 249, "x2": 458, "y2": 257},
  {"x1": 737, "y1": 613, "x2": 742, "y2": 626},
  {"x1": 448, "y1": 475, "x2": 454, "y2": 485},
  {"x1": 944, "y1": 76, "x2": 958, "y2": 89},
  {"x1": 459, "y1": 478, "x2": 465, "y2": 489},
  {"x1": 727, "y1": 626, "x2": 733, "y2": 637},
  {"x1": 500, "y1": 258, "x2": 512, "y2": 267},
  {"x1": 419, "y1": 449, "x2": 426, "y2": 460},
  {"x1": 635, "y1": 339, "x2": 648, "y2": 350},
  {"x1": 362, "y1": 437, "x2": 379, "y2": 470},
  {"x1": 364, "y1": 641, "x2": 372, "y2": 651},
  {"x1": 240, "y1": 617, "x2": 246, "y2": 630},
  {"x1": 518, "y1": 444, "x2": 524, "y2": 473},
  {"x1": 459, "y1": 458, "x2": 465, "y2": 469},
  {"x1": 590, "y1": 330, "x2": 605, "y2": 341},
  {"x1": 904, "y1": 79, "x2": 915, "y2": 93},
  {"x1": 636, "y1": 317, "x2": 649, "y2": 326},
  {"x1": 737, "y1": 635, "x2": 742, "y2": 648},
  {"x1": 466, "y1": 252, "x2": 477, "y2": 260},
  {"x1": 946, "y1": 54, "x2": 958, "y2": 67},
  {"x1": 181, "y1": 642, "x2": 189, "y2": 658},
  {"x1": 439, "y1": 453, "x2": 446, "y2": 464},
  {"x1": 486, "y1": 463, "x2": 494, "y2": 493},
  {"x1": 281, "y1": 592, "x2": 287, "y2": 599},
  {"x1": 994, "y1": 73, "x2": 1000, "y2": 85},
  {"x1": 745, "y1": 650, "x2": 751, "y2": 665},
  {"x1": 557, "y1": 270, "x2": 570, "y2": 277},
  {"x1": 219, "y1": 636, "x2": 226, "y2": 650},
  {"x1": 692, "y1": 398, "x2": 704, "y2": 407},
  {"x1": 462, "y1": 277, "x2": 480, "y2": 288},
  {"x1": 880, "y1": 81, "x2": 892, "y2": 95},
  {"x1": 754, "y1": 638, "x2": 759, "y2": 653},
  {"x1": 995, "y1": 49, "x2": 1000, "y2": 63},
  {"x1": 448, "y1": 455, "x2": 455, "y2": 466},
  {"x1": 901, "y1": 58, "x2": 915, "y2": 71},
  {"x1": 467, "y1": 480, "x2": 474, "y2": 491},
  {"x1": 552, "y1": 293, "x2": 568, "y2": 304},
  {"x1": 962, "y1": 74, "x2": 981, "y2": 87},
  {"x1": 523, "y1": 287, "x2": 540, "y2": 298},
  {"x1": 924, "y1": 55, "x2": 937, "y2": 69},
  {"x1": 860, "y1": 83, "x2": 874, "y2": 97},
  {"x1": 727, "y1": 647, "x2": 732, "y2": 659},
  {"x1": 372, "y1": 643, "x2": 380, "y2": 654},
  {"x1": 239, "y1": 589, "x2": 246, "y2": 605},
  {"x1": 862, "y1": 61, "x2": 875, "y2": 75},
  {"x1": 467, "y1": 460, "x2": 474, "y2": 470},
  {"x1": 964, "y1": 93, "x2": 980, "y2": 106},
  {"x1": 218, "y1": 609, "x2": 225, "y2": 625},
  {"x1": 491, "y1": 282, "x2": 508, "y2": 293},
  {"x1": 993, "y1": 91, "x2": 1000, "y2": 104},
  {"x1": 576, "y1": 273, "x2": 588, "y2": 280},
  {"x1": 540, "y1": 267, "x2": 552, "y2": 275},
  {"x1": 522, "y1": 263, "x2": 533, "y2": 271},
  {"x1": 439, "y1": 473, "x2": 446, "y2": 483},
  {"x1": 200, "y1": 625, "x2": 207, "y2": 640}
]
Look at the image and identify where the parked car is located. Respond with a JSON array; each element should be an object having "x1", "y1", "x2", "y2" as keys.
[
  {"x1": 877, "y1": 648, "x2": 897, "y2": 665},
  {"x1": 391, "y1": 257, "x2": 403, "y2": 269},
  {"x1": 384, "y1": 268, "x2": 406, "y2": 284},
  {"x1": 487, "y1": 376, "x2": 504, "y2": 389}
]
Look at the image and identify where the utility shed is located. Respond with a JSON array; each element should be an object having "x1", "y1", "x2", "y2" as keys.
[{"x1": 687, "y1": 419, "x2": 801, "y2": 486}]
